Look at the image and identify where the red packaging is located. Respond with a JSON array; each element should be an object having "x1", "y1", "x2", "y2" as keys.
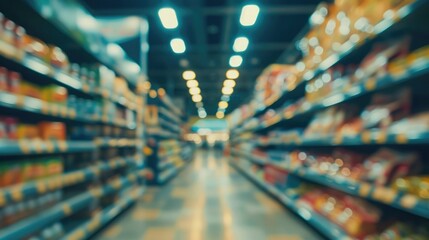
[
  {"x1": 4, "y1": 117, "x2": 17, "y2": 140},
  {"x1": 264, "y1": 165, "x2": 289, "y2": 189},
  {"x1": 362, "y1": 148, "x2": 420, "y2": 185},
  {"x1": 8, "y1": 71, "x2": 21, "y2": 93}
]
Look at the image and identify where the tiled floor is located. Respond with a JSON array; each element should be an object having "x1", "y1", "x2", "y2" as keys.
[{"x1": 94, "y1": 149, "x2": 322, "y2": 240}]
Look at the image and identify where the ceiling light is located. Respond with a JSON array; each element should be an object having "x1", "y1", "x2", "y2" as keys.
[
  {"x1": 199, "y1": 111, "x2": 207, "y2": 118},
  {"x1": 149, "y1": 90, "x2": 157, "y2": 98},
  {"x1": 240, "y1": 5, "x2": 260, "y2": 26},
  {"x1": 221, "y1": 95, "x2": 230, "y2": 102},
  {"x1": 233, "y1": 37, "x2": 249, "y2": 52},
  {"x1": 182, "y1": 70, "x2": 196, "y2": 80},
  {"x1": 222, "y1": 86, "x2": 234, "y2": 95},
  {"x1": 189, "y1": 87, "x2": 201, "y2": 95},
  {"x1": 192, "y1": 94, "x2": 202, "y2": 102},
  {"x1": 216, "y1": 111, "x2": 225, "y2": 119},
  {"x1": 218, "y1": 101, "x2": 228, "y2": 109},
  {"x1": 226, "y1": 69, "x2": 239, "y2": 79},
  {"x1": 157, "y1": 88, "x2": 166, "y2": 96},
  {"x1": 186, "y1": 80, "x2": 198, "y2": 88},
  {"x1": 158, "y1": 8, "x2": 178, "y2": 29},
  {"x1": 223, "y1": 79, "x2": 236, "y2": 88},
  {"x1": 196, "y1": 102, "x2": 203, "y2": 108},
  {"x1": 229, "y1": 55, "x2": 243, "y2": 67},
  {"x1": 170, "y1": 38, "x2": 186, "y2": 54}
]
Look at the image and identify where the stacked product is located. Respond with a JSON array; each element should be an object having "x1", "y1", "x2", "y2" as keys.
[
  {"x1": 0, "y1": 2, "x2": 147, "y2": 240},
  {"x1": 229, "y1": 0, "x2": 429, "y2": 239},
  {"x1": 144, "y1": 89, "x2": 194, "y2": 185}
]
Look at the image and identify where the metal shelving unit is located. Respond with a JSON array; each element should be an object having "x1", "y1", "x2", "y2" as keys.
[
  {"x1": 228, "y1": 1, "x2": 429, "y2": 239},
  {"x1": 0, "y1": 0, "x2": 148, "y2": 239},
  {"x1": 144, "y1": 91, "x2": 194, "y2": 185}
]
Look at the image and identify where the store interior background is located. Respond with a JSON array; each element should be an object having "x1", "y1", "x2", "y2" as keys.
[{"x1": 1, "y1": 0, "x2": 429, "y2": 239}]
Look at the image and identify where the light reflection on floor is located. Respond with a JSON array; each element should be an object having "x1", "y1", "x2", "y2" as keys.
[{"x1": 95, "y1": 149, "x2": 321, "y2": 240}]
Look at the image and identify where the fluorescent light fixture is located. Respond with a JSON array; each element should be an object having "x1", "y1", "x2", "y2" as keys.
[
  {"x1": 192, "y1": 94, "x2": 202, "y2": 102},
  {"x1": 199, "y1": 111, "x2": 207, "y2": 118},
  {"x1": 233, "y1": 37, "x2": 249, "y2": 52},
  {"x1": 223, "y1": 79, "x2": 236, "y2": 88},
  {"x1": 229, "y1": 55, "x2": 243, "y2": 67},
  {"x1": 189, "y1": 87, "x2": 201, "y2": 95},
  {"x1": 218, "y1": 101, "x2": 228, "y2": 109},
  {"x1": 240, "y1": 5, "x2": 260, "y2": 26},
  {"x1": 158, "y1": 8, "x2": 178, "y2": 29},
  {"x1": 216, "y1": 111, "x2": 225, "y2": 119},
  {"x1": 226, "y1": 69, "x2": 239, "y2": 79},
  {"x1": 157, "y1": 88, "x2": 166, "y2": 96},
  {"x1": 221, "y1": 95, "x2": 230, "y2": 102},
  {"x1": 182, "y1": 70, "x2": 196, "y2": 80},
  {"x1": 186, "y1": 80, "x2": 199, "y2": 88},
  {"x1": 222, "y1": 86, "x2": 234, "y2": 95},
  {"x1": 149, "y1": 90, "x2": 157, "y2": 98},
  {"x1": 170, "y1": 38, "x2": 186, "y2": 54}
]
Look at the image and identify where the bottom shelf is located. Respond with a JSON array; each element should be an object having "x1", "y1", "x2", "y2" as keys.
[
  {"x1": 158, "y1": 162, "x2": 188, "y2": 185},
  {"x1": 63, "y1": 188, "x2": 144, "y2": 240},
  {"x1": 228, "y1": 158, "x2": 352, "y2": 240}
]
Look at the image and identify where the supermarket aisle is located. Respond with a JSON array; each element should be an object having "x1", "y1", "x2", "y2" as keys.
[{"x1": 94, "y1": 149, "x2": 321, "y2": 240}]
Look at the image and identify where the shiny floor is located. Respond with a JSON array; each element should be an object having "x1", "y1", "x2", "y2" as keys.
[{"x1": 94, "y1": 149, "x2": 321, "y2": 240}]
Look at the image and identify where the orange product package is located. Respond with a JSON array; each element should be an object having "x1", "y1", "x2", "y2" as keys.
[
  {"x1": 17, "y1": 124, "x2": 39, "y2": 139},
  {"x1": 38, "y1": 122, "x2": 66, "y2": 141}
]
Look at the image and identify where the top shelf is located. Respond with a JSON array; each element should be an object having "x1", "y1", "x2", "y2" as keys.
[
  {"x1": 0, "y1": 0, "x2": 142, "y2": 87},
  {"x1": 232, "y1": 0, "x2": 429, "y2": 130}
]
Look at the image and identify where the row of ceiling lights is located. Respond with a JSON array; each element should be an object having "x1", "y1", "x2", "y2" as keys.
[
  {"x1": 216, "y1": 4, "x2": 260, "y2": 119},
  {"x1": 183, "y1": 70, "x2": 206, "y2": 118},
  {"x1": 158, "y1": 7, "x2": 207, "y2": 117}
]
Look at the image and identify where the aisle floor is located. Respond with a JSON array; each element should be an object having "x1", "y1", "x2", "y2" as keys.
[{"x1": 95, "y1": 150, "x2": 321, "y2": 240}]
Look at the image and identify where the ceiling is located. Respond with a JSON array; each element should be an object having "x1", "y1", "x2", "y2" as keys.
[{"x1": 81, "y1": 0, "x2": 322, "y2": 116}]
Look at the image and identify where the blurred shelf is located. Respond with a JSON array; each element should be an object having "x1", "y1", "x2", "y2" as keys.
[
  {"x1": 232, "y1": 60, "x2": 429, "y2": 136},
  {"x1": 0, "y1": 91, "x2": 136, "y2": 130},
  {"x1": 228, "y1": 159, "x2": 352, "y2": 240},
  {"x1": 0, "y1": 0, "x2": 141, "y2": 86},
  {"x1": 94, "y1": 138, "x2": 140, "y2": 148},
  {"x1": 159, "y1": 118, "x2": 181, "y2": 135},
  {"x1": 230, "y1": 149, "x2": 268, "y2": 165},
  {"x1": 146, "y1": 127, "x2": 180, "y2": 140},
  {"x1": 158, "y1": 95, "x2": 184, "y2": 120},
  {"x1": 158, "y1": 107, "x2": 183, "y2": 126},
  {"x1": 157, "y1": 160, "x2": 190, "y2": 185},
  {"x1": 0, "y1": 170, "x2": 145, "y2": 240},
  {"x1": 232, "y1": 150, "x2": 429, "y2": 220},
  {"x1": 0, "y1": 140, "x2": 95, "y2": 156},
  {"x1": 158, "y1": 148, "x2": 182, "y2": 159},
  {"x1": 0, "y1": 53, "x2": 90, "y2": 98},
  {"x1": 303, "y1": 0, "x2": 429, "y2": 82},
  {"x1": 248, "y1": 130, "x2": 429, "y2": 147},
  {"x1": 0, "y1": 155, "x2": 139, "y2": 208},
  {"x1": 231, "y1": 0, "x2": 429, "y2": 134},
  {"x1": 158, "y1": 166, "x2": 180, "y2": 184},
  {"x1": 158, "y1": 160, "x2": 174, "y2": 172},
  {"x1": 63, "y1": 187, "x2": 143, "y2": 240}
]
